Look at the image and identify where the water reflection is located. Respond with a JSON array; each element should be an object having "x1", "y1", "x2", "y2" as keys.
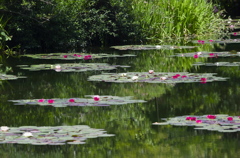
[{"x1": 0, "y1": 42, "x2": 240, "y2": 157}]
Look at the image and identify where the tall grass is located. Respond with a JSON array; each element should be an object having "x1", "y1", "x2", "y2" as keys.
[{"x1": 131, "y1": 0, "x2": 226, "y2": 44}]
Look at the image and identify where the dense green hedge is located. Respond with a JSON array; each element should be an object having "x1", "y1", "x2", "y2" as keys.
[{"x1": 0, "y1": 0, "x2": 226, "y2": 52}]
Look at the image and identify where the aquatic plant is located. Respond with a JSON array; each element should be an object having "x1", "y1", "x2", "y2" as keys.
[
  {"x1": 0, "y1": 125, "x2": 114, "y2": 145},
  {"x1": 153, "y1": 114, "x2": 240, "y2": 132},
  {"x1": 17, "y1": 63, "x2": 130, "y2": 72},
  {"x1": 110, "y1": 45, "x2": 197, "y2": 50},
  {"x1": 171, "y1": 51, "x2": 240, "y2": 58},
  {"x1": 193, "y1": 39, "x2": 240, "y2": 44},
  {"x1": 21, "y1": 53, "x2": 136, "y2": 60},
  {"x1": 88, "y1": 72, "x2": 227, "y2": 83},
  {"x1": 8, "y1": 95, "x2": 146, "y2": 107},
  {"x1": 131, "y1": 0, "x2": 225, "y2": 43},
  {"x1": 193, "y1": 62, "x2": 240, "y2": 67},
  {"x1": 0, "y1": 73, "x2": 25, "y2": 80}
]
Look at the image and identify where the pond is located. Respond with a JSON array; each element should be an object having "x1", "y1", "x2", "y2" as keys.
[{"x1": 0, "y1": 38, "x2": 240, "y2": 157}]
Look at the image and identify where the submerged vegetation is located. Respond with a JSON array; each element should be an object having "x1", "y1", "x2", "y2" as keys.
[{"x1": 0, "y1": 0, "x2": 227, "y2": 53}]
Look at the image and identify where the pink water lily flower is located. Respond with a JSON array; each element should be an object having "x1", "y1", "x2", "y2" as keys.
[
  {"x1": 193, "y1": 54, "x2": 199, "y2": 58},
  {"x1": 201, "y1": 40, "x2": 205, "y2": 44},
  {"x1": 185, "y1": 117, "x2": 196, "y2": 121},
  {"x1": 63, "y1": 55, "x2": 68, "y2": 58},
  {"x1": 196, "y1": 120, "x2": 202, "y2": 123},
  {"x1": 209, "y1": 40, "x2": 214, "y2": 42},
  {"x1": 207, "y1": 115, "x2": 216, "y2": 119},
  {"x1": 69, "y1": 99, "x2": 75, "y2": 103},
  {"x1": 77, "y1": 55, "x2": 82, "y2": 57},
  {"x1": 190, "y1": 117, "x2": 196, "y2": 121},
  {"x1": 186, "y1": 117, "x2": 192, "y2": 120},
  {"x1": 84, "y1": 55, "x2": 92, "y2": 60},
  {"x1": 227, "y1": 117, "x2": 233, "y2": 121},
  {"x1": 38, "y1": 99, "x2": 45, "y2": 103},
  {"x1": 200, "y1": 78, "x2": 207, "y2": 83},
  {"x1": 93, "y1": 95, "x2": 100, "y2": 101},
  {"x1": 73, "y1": 54, "x2": 77, "y2": 56},
  {"x1": 233, "y1": 32, "x2": 237, "y2": 36},
  {"x1": 48, "y1": 99, "x2": 54, "y2": 104},
  {"x1": 181, "y1": 75, "x2": 187, "y2": 78}
]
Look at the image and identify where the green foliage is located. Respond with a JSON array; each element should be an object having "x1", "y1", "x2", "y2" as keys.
[
  {"x1": 131, "y1": 0, "x2": 226, "y2": 44},
  {"x1": 0, "y1": 16, "x2": 11, "y2": 53},
  {"x1": 3, "y1": 0, "x2": 139, "y2": 51}
]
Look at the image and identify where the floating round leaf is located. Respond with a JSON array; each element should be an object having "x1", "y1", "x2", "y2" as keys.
[
  {"x1": 87, "y1": 72, "x2": 227, "y2": 84},
  {"x1": 21, "y1": 53, "x2": 136, "y2": 60},
  {"x1": 17, "y1": 63, "x2": 130, "y2": 72},
  {"x1": 153, "y1": 114, "x2": 240, "y2": 132},
  {"x1": 0, "y1": 125, "x2": 114, "y2": 145},
  {"x1": 8, "y1": 95, "x2": 146, "y2": 107},
  {"x1": 110, "y1": 45, "x2": 197, "y2": 50}
]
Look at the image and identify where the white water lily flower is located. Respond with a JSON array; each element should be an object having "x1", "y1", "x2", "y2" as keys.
[
  {"x1": 131, "y1": 76, "x2": 138, "y2": 80},
  {"x1": 197, "y1": 52, "x2": 202, "y2": 55},
  {"x1": 156, "y1": 45, "x2": 161, "y2": 49},
  {"x1": 121, "y1": 73, "x2": 127, "y2": 77},
  {"x1": 148, "y1": 70, "x2": 154, "y2": 74},
  {"x1": 160, "y1": 76, "x2": 167, "y2": 80},
  {"x1": 22, "y1": 132, "x2": 33, "y2": 137},
  {"x1": 0, "y1": 126, "x2": 9, "y2": 132},
  {"x1": 55, "y1": 65, "x2": 61, "y2": 69}
]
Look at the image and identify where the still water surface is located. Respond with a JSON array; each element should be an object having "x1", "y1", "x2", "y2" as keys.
[{"x1": 0, "y1": 42, "x2": 240, "y2": 158}]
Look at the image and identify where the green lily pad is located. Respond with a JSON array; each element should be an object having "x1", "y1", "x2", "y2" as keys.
[
  {"x1": 21, "y1": 53, "x2": 136, "y2": 60},
  {"x1": 153, "y1": 115, "x2": 240, "y2": 132},
  {"x1": 87, "y1": 72, "x2": 228, "y2": 83},
  {"x1": 17, "y1": 63, "x2": 130, "y2": 72},
  {"x1": 0, "y1": 125, "x2": 114, "y2": 145},
  {"x1": 192, "y1": 39, "x2": 240, "y2": 44},
  {"x1": 110, "y1": 45, "x2": 197, "y2": 50},
  {"x1": 0, "y1": 73, "x2": 26, "y2": 80},
  {"x1": 8, "y1": 95, "x2": 146, "y2": 107},
  {"x1": 171, "y1": 51, "x2": 240, "y2": 58},
  {"x1": 193, "y1": 62, "x2": 240, "y2": 67}
]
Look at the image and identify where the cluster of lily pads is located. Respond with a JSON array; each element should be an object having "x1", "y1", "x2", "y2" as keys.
[
  {"x1": 22, "y1": 53, "x2": 136, "y2": 60},
  {"x1": 153, "y1": 114, "x2": 240, "y2": 132},
  {"x1": 87, "y1": 71, "x2": 227, "y2": 84},
  {"x1": 110, "y1": 45, "x2": 197, "y2": 50},
  {"x1": 0, "y1": 73, "x2": 25, "y2": 80},
  {"x1": 17, "y1": 63, "x2": 130, "y2": 72},
  {"x1": 193, "y1": 62, "x2": 240, "y2": 67},
  {"x1": 193, "y1": 38, "x2": 240, "y2": 44},
  {"x1": 171, "y1": 51, "x2": 240, "y2": 58},
  {"x1": 0, "y1": 125, "x2": 114, "y2": 145},
  {"x1": 8, "y1": 95, "x2": 146, "y2": 107}
]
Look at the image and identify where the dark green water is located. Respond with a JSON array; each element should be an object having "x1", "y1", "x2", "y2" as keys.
[{"x1": 0, "y1": 42, "x2": 240, "y2": 158}]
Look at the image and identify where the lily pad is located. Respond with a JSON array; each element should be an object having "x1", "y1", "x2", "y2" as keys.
[
  {"x1": 171, "y1": 51, "x2": 240, "y2": 58},
  {"x1": 153, "y1": 115, "x2": 240, "y2": 132},
  {"x1": 192, "y1": 39, "x2": 240, "y2": 44},
  {"x1": 8, "y1": 95, "x2": 146, "y2": 107},
  {"x1": 87, "y1": 72, "x2": 227, "y2": 83},
  {"x1": 17, "y1": 63, "x2": 130, "y2": 72},
  {"x1": 193, "y1": 62, "x2": 240, "y2": 67},
  {"x1": 0, "y1": 73, "x2": 26, "y2": 80},
  {"x1": 0, "y1": 125, "x2": 114, "y2": 145},
  {"x1": 110, "y1": 45, "x2": 197, "y2": 50},
  {"x1": 21, "y1": 53, "x2": 136, "y2": 60}
]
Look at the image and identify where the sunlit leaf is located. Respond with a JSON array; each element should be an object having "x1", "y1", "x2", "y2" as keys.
[
  {"x1": 0, "y1": 125, "x2": 114, "y2": 145},
  {"x1": 153, "y1": 115, "x2": 240, "y2": 132},
  {"x1": 8, "y1": 95, "x2": 146, "y2": 107},
  {"x1": 110, "y1": 45, "x2": 197, "y2": 50},
  {"x1": 87, "y1": 72, "x2": 228, "y2": 83},
  {"x1": 21, "y1": 53, "x2": 136, "y2": 60}
]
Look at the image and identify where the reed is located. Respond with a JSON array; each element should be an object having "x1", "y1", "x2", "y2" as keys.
[{"x1": 131, "y1": 0, "x2": 226, "y2": 44}]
